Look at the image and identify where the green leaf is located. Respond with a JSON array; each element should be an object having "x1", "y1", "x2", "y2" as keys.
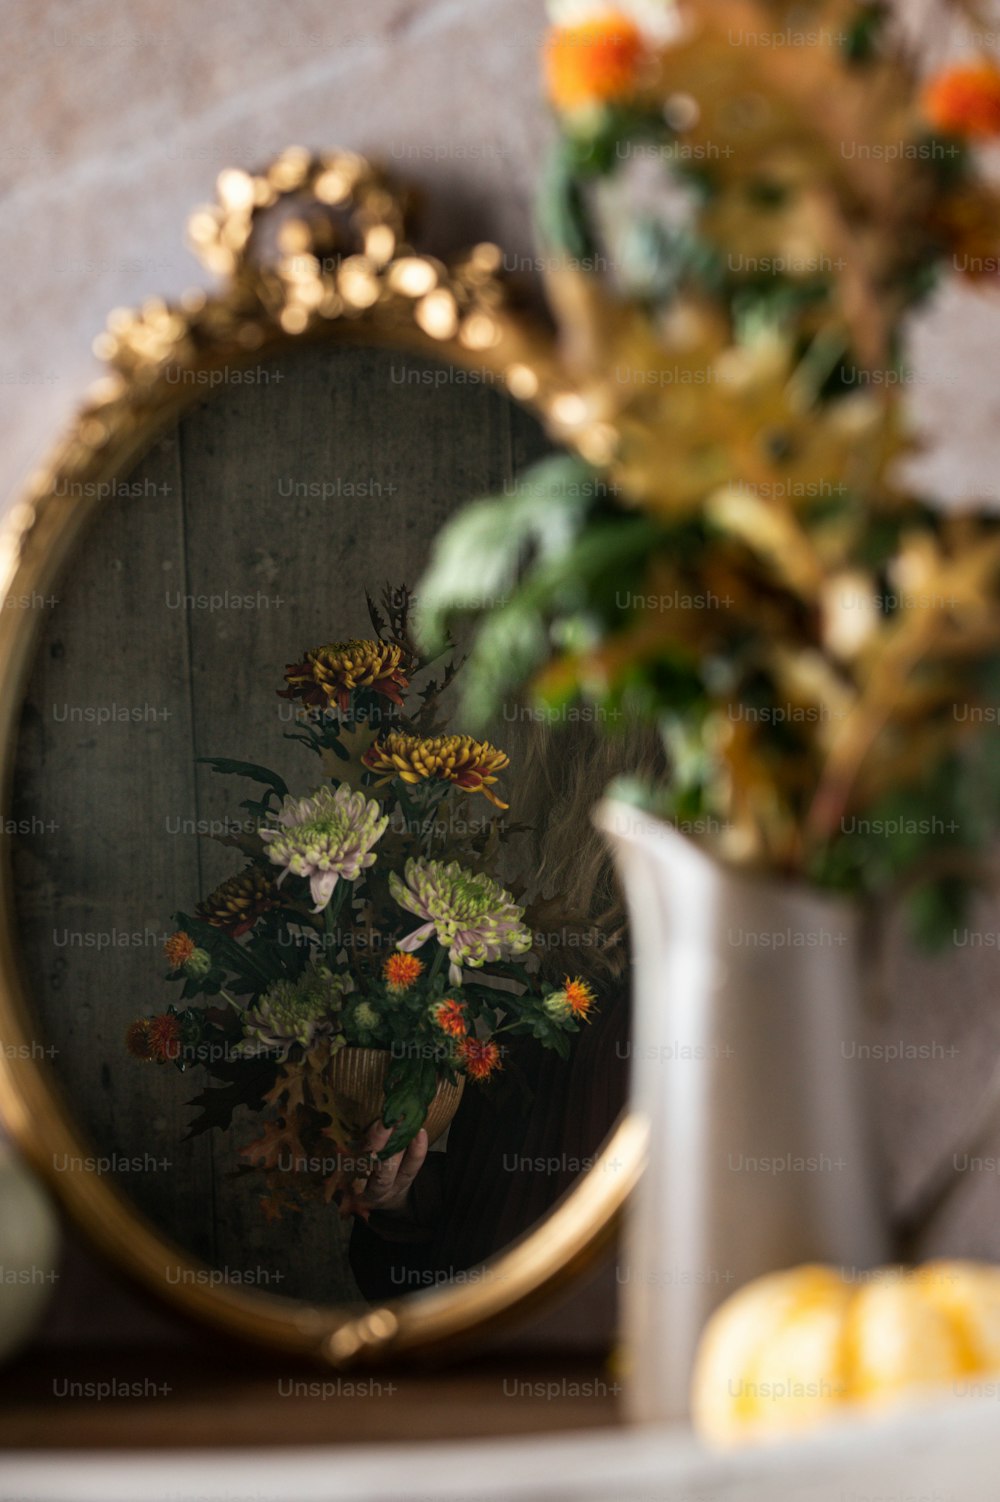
[
  {"x1": 906, "y1": 877, "x2": 968, "y2": 952},
  {"x1": 380, "y1": 1054, "x2": 441, "y2": 1156},
  {"x1": 842, "y1": 2, "x2": 889, "y2": 63},
  {"x1": 458, "y1": 607, "x2": 550, "y2": 727},
  {"x1": 198, "y1": 758, "x2": 288, "y2": 798},
  {"x1": 416, "y1": 455, "x2": 600, "y2": 656},
  {"x1": 456, "y1": 514, "x2": 663, "y2": 725},
  {"x1": 537, "y1": 137, "x2": 601, "y2": 262},
  {"x1": 176, "y1": 912, "x2": 278, "y2": 989}
]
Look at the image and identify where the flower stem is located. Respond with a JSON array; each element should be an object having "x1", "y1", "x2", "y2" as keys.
[
  {"x1": 323, "y1": 880, "x2": 351, "y2": 953},
  {"x1": 428, "y1": 946, "x2": 448, "y2": 989},
  {"x1": 393, "y1": 780, "x2": 422, "y2": 840}
]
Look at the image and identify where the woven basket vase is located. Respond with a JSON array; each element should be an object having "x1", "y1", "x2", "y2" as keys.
[{"x1": 326, "y1": 1046, "x2": 465, "y2": 1147}]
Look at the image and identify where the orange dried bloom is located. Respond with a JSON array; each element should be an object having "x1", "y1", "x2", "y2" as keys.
[
  {"x1": 923, "y1": 61, "x2": 1000, "y2": 139},
  {"x1": 432, "y1": 998, "x2": 468, "y2": 1038},
  {"x1": 460, "y1": 1036, "x2": 502, "y2": 1081},
  {"x1": 164, "y1": 931, "x2": 195, "y2": 970},
  {"x1": 563, "y1": 975, "x2": 597, "y2": 1020},
  {"x1": 147, "y1": 1013, "x2": 183, "y2": 1064},
  {"x1": 384, "y1": 952, "x2": 424, "y2": 991},
  {"x1": 545, "y1": 13, "x2": 645, "y2": 112},
  {"x1": 125, "y1": 1019, "x2": 155, "y2": 1061}
]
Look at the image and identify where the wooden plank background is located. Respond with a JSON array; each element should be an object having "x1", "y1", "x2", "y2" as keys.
[{"x1": 10, "y1": 343, "x2": 549, "y2": 1305}]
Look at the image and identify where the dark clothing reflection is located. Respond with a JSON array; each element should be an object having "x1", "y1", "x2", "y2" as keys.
[{"x1": 349, "y1": 989, "x2": 629, "y2": 1301}]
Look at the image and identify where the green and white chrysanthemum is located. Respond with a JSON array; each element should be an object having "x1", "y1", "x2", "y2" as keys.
[
  {"x1": 390, "y1": 857, "x2": 533, "y2": 985},
  {"x1": 237, "y1": 965, "x2": 345, "y2": 1060},
  {"x1": 261, "y1": 784, "x2": 388, "y2": 912},
  {"x1": 348, "y1": 1000, "x2": 383, "y2": 1045}
]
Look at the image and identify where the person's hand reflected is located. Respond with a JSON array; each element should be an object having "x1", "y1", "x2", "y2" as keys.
[{"x1": 353, "y1": 1123, "x2": 429, "y2": 1216}]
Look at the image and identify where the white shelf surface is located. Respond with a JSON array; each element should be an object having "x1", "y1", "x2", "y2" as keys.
[{"x1": 4, "y1": 1394, "x2": 1000, "y2": 1502}]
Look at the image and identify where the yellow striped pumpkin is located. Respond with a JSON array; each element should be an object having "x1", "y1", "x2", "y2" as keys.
[{"x1": 692, "y1": 1261, "x2": 1000, "y2": 1447}]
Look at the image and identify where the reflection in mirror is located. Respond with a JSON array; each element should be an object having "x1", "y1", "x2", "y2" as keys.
[{"x1": 11, "y1": 344, "x2": 656, "y2": 1308}]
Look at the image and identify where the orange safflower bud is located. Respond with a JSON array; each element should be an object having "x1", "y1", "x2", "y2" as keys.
[
  {"x1": 544, "y1": 14, "x2": 645, "y2": 112},
  {"x1": 923, "y1": 61, "x2": 1000, "y2": 139}
]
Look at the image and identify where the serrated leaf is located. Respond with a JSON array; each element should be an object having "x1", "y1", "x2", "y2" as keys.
[
  {"x1": 184, "y1": 1057, "x2": 277, "y2": 1138},
  {"x1": 209, "y1": 828, "x2": 265, "y2": 859},
  {"x1": 176, "y1": 911, "x2": 277, "y2": 988},
  {"x1": 198, "y1": 758, "x2": 288, "y2": 798}
]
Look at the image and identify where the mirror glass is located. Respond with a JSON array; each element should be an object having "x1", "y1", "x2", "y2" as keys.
[{"x1": 9, "y1": 344, "x2": 634, "y2": 1307}]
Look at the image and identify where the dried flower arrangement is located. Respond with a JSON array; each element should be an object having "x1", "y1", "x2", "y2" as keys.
[
  {"x1": 125, "y1": 588, "x2": 594, "y2": 1218},
  {"x1": 420, "y1": 0, "x2": 1000, "y2": 940}
]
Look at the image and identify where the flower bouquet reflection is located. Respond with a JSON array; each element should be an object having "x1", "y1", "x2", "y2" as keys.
[{"x1": 125, "y1": 586, "x2": 594, "y2": 1219}]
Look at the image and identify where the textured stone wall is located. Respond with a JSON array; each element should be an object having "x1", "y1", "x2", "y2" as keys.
[{"x1": 0, "y1": 0, "x2": 549, "y2": 507}]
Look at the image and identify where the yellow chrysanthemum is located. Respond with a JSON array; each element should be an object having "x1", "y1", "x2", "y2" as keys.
[
  {"x1": 363, "y1": 733, "x2": 510, "y2": 809},
  {"x1": 197, "y1": 867, "x2": 277, "y2": 937},
  {"x1": 279, "y1": 640, "x2": 409, "y2": 713}
]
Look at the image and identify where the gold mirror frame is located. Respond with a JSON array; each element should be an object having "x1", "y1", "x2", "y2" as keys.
[{"x1": 0, "y1": 148, "x2": 647, "y2": 1365}]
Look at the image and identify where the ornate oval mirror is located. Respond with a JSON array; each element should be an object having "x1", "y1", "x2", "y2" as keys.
[{"x1": 0, "y1": 150, "x2": 646, "y2": 1364}]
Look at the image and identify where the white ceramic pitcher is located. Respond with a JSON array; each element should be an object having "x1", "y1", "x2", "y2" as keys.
[{"x1": 594, "y1": 797, "x2": 890, "y2": 1425}]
